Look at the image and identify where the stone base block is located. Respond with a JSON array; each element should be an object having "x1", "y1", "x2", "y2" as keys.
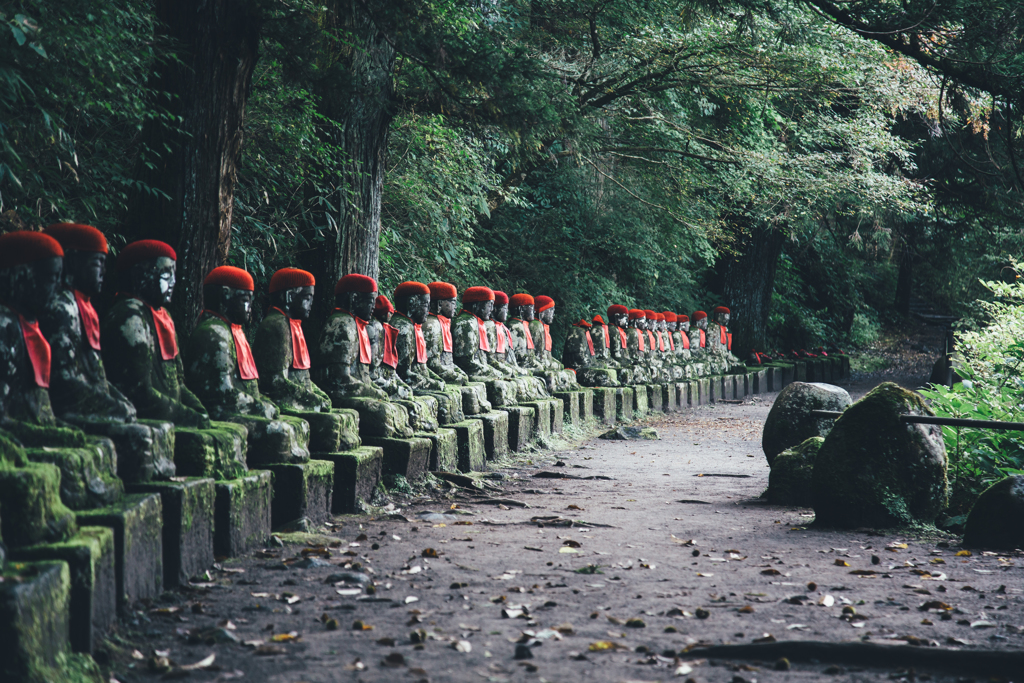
[
  {"x1": 484, "y1": 380, "x2": 518, "y2": 408},
  {"x1": 76, "y1": 493, "x2": 162, "y2": 611},
  {"x1": 592, "y1": 387, "x2": 617, "y2": 424},
  {"x1": 173, "y1": 421, "x2": 248, "y2": 480},
  {"x1": 632, "y1": 385, "x2": 649, "y2": 416},
  {"x1": 10, "y1": 527, "x2": 116, "y2": 654},
  {"x1": 363, "y1": 436, "x2": 431, "y2": 482},
  {"x1": 505, "y1": 406, "x2": 535, "y2": 452},
  {"x1": 226, "y1": 414, "x2": 310, "y2": 466},
  {"x1": 0, "y1": 461, "x2": 77, "y2": 549},
  {"x1": 283, "y1": 408, "x2": 360, "y2": 453},
  {"x1": 448, "y1": 421, "x2": 486, "y2": 472},
  {"x1": 660, "y1": 383, "x2": 676, "y2": 412},
  {"x1": 264, "y1": 461, "x2": 333, "y2": 529},
  {"x1": 313, "y1": 447, "x2": 382, "y2": 513},
  {"x1": 615, "y1": 388, "x2": 634, "y2": 422},
  {"x1": 0, "y1": 560, "x2": 70, "y2": 683},
  {"x1": 580, "y1": 388, "x2": 594, "y2": 422},
  {"x1": 773, "y1": 363, "x2": 795, "y2": 390},
  {"x1": 467, "y1": 410, "x2": 509, "y2": 461},
  {"x1": 336, "y1": 396, "x2": 413, "y2": 439},
  {"x1": 126, "y1": 478, "x2": 215, "y2": 587},
  {"x1": 549, "y1": 398, "x2": 564, "y2": 434},
  {"x1": 79, "y1": 418, "x2": 175, "y2": 483},
  {"x1": 520, "y1": 401, "x2": 551, "y2": 439},
  {"x1": 424, "y1": 388, "x2": 465, "y2": 425},
  {"x1": 214, "y1": 471, "x2": 272, "y2": 558},
  {"x1": 394, "y1": 395, "x2": 439, "y2": 433},
  {"x1": 460, "y1": 383, "x2": 491, "y2": 415},
  {"x1": 554, "y1": 392, "x2": 580, "y2": 428},
  {"x1": 577, "y1": 367, "x2": 618, "y2": 387},
  {"x1": 25, "y1": 440, "x2": 123, "y2": 511},
  {"x1": 750, "y1": 370, "x2": 766, "y2": 394},
  {"x1": 417, "y1": 428, "x2": 458, "y2": 472},
  {"x1": 794, "y1": 361, "x2": 808, "y2": 382}
]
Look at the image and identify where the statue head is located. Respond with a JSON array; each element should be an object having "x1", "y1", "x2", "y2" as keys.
[
  {"x1": 492, "y1": 291, "x2": 509, "y2": 323},
  {"x1": 394, "y1": 281, "x2": 431, "y2": 324},
  {"x1": 662, "y1": 311, "x2": 677, "y2": 332},
  {"x1": 268, "y1": 268, "x2": 316, "y2": 321},
  {"x1": 428, "y1": 282, "x2": 458, "y2": 318},
  {"x1": 373, "y1": 294, "x2": 395, "y2": 324},
  {"x1": 628, "y1": 309, "x2": 645, "y2": 329},
  {"x1": 334, "y1": 274, "x2": 378, "y2": 322},
  {"x1": 203, "y1": 266, "x2": 254, "y2": 326},
  {"x1": 509, "y1": 293, "x2": 535, "y2": 321},
  {"x1": 693, "y1": 311, "x2": 708, "y2": 331},
  {"x1": 713, "y1": 306, "x2": 731, "y2": 327},
  {"x1": 644, "y1": 311, "x2": 658, "y2": 332},
  {"x1": 536, "y1": 296, "x2": 555, "y2": 325},
  {"x1": 463, "y1": 286, "x2": 495, "y2": 321},
  {"x1": 678, "y1": 314, "x2": 690, "y2": 332},
  {"x1": 0, "y1": 232, "x2": 64, "y2": 318},
  {"x1": 118, "y1": 240, "x2": 177, "y2": 308},
  {"x1": 607, "y1": 305, "x2": 628, "y2": 328},
  {"x1": 44, "y1": 223, "x2": 108, "y2": 297}
]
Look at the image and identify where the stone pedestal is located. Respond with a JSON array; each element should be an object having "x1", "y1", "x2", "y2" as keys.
[
  {"x1": 460, "y1": 383, "x2": 489, "y2": 415},
  {"x1": 549, "y1": 398, "x2": 564, "y2": 434},
  {"x1": 214, "y1": 471, "x2": 272, "y2": 558},
  {"x1": 632, "y1": 385, "x2": 649, "y2": 416},
  {"x1": 580, "y1": 388, "x2": 594, "y2": 423},
  {"x1": 173, "y1": 422, "x2": 248, "y2": 479},
  {"x1": 615, "y1": 387, "x2": 633, "y2": 422},
  {"x1": 520, "y1": 401, "x2": 551, "y2": 439},
  {"x1": 264, "y1": 461, "x2": 334, "y2": 528},
  {"x1": 417, "y1": 428, "x2": 458, "y2": 472},
  {"x1": 646, "y1": 385, "x2": 663, "y2": 412},
  {"x1": 364, "y1": 436, "x2": 431, "y2": 482},
  {"x1": 313, "y1": 447, "x2": 382, "y2": 513},
  {"x1": 284, "y1": 408, "x2": 360, "y2": 453},
  {"x1": 0, "y1": 560, "x2": 71, "y2": 683},
  {"x1": 467, "y1": 411, "x2": 510, "y2": 461},
  {"x1": 554, "y1": 392, "x2": 580, "y2": 428},
  {"x1": 10, "y1": 527, "x2": 116, "y2": 654},
  {"x1": 484, "y1": 380, "x2": 518, "y2": 408},
  {"x1": 505, "y1": 406, "x2": 535, "y2": 452},
  {"x1": 794, "y1": 361, "x2": 808, "y2": 382},
  {"x1": 126, "y1": 478, "x2": 215, "y2": 587},
  {"x1": 749, "y1": 369, "x2": 766, "y2": 394},
  {"x1": 449, "y1": 421, "x2": 486, "y2": 472},
  {"x1": 777, "y1": 363, "x2": 795, "y2": 389},
  {"x1": 660, "y1": 383, "x2": 675, "y2": 412},
  {"x1": 77, "y1": 493, "x2": 162, "y2": 611},
  {"x1": 592, "y1": 388, "x2": 617, "y2": 425},
  {"x1": 25, "y1": 441, "x2": 123, "y2": 511},
  {"x1": 673, "y1": 382, "x2": 688, "y2": 409}
]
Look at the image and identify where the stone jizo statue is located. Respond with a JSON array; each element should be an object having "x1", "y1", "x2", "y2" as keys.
[
  {"x1": 530, "y1": 296, "x2": 579, "y2": 390},
  {"x1": 453, "y1": 286, "x2": 518, "y2": 406},
  {"x1": 561, "y1": 318, "x2": 617, "y2": 387},
  {"x1": 367, "y1": 293, "x2": 413, "y2": 400},
  {"x1": 489, "y1": 290, "x2": 549, "y2": 400}
]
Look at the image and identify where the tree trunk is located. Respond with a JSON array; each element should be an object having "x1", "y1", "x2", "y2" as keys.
[
  {"x1": 894, "y1": 229, "x2": 914, "y2": 316},
  {"x1": 124, "y1": 0, "x2": 261, "y2": 336},
  {"x1": 302, "y1": 0, "x2": 395, "y2": 335},
  {"x1": 717, "y1": 225, "x2": 786, "y2": 355}
]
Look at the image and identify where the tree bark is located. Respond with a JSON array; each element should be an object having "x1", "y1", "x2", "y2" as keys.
[
  {"x1": 894, "y1": 228, "x2": 914, "y2": 316},
  {"x1": 717, "y1": 225, "x2": 786, "y2": 355},
  {"x1": 124, "y1": 0, "x2": 261, "y2": 336}
]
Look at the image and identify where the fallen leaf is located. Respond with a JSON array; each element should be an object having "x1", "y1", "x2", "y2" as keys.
[
  {"x1": 753, "y1": 633, "x2": 777, "y2": 643},
  {"x1": 453, "y1": 640, "x2": 472, "y2": 653},
  {"x1": 352, "y1": 621, "x2": 373, "y2": 631},
  {"x1": 761, "y1": 569, "x2": 782, "y2": 576},
  {"x1": 834, "y1": 559, "x2": 849, "y2": 567},
  {"x1": 405, "y1": 596, "x2": 419, "y2": 604},
  {"x1": 567, "y1": 505, "x2": 583, "y2": 511},
  {"x1": 180, "y1": 654, "x2": 216, "y2": 671},
  {"x1": 382, "y1": 652, "x2": 406, "y2": 667},
  {"x1": 271, "y1": 632, "x2": 299, "y2": 642},
  {"x1": 919, "y1": 601, "x2": 952, "y2": 611},
  {"x1": 970, "y1": 620, "x2": 998, "y2": 629},
  {"x1": 559, "y1": 547, "x2": 580, "y2": 554},
  {"x1": 819, "y1": 595, "x2": 835, "y2": 607},
  {"x1": 255, "y1": 644, "x2": 286, "y2": 656},
  {"x1": 956, "y1": 550, "x2": 972, "y2": 557},
  {"x1": 562, "y1": 539, "x2": 582, "y2": 548},
  {"x1": 849, "y1": 569, "x2": 877, "y2": 576},
  {"x1": 588, "y1": 640, "x2": 620, "y2": 652},
  {"x1": 422, "y1": 548, "x2": 439, "y2": 558},
  {"x1": 737, "y1": 605, "x2": 755, "y2": 614}
]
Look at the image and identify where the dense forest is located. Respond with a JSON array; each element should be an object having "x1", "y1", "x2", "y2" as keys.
[{"x1": 2, "y1": 0, "x2": 1022, "y2": 355}]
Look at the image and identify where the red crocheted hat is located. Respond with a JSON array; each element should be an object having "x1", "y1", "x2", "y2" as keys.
[
  {"x1": 535, "y1": 295, "x2": 554, "y2": 313},
  {"x1": 713, "y1": 306, "x2": 731, "y2": 315},
  {"x1": 628, "y1": 309, "x2": 646, "y2": 320},
  {"x1": 0, "y1": 231, "x2": 64, "y2": 269},
  {"x1": 493, "y1": 290, "x2": 509, "y2": 305},
  {"x1": 269, "y1": 268, "x2": 315, "y2": 293},
  {"x1": 592, "y1": 314, "x2": 605, "y2": 324},
  {"x1": 692, "y1": 310, "x2": 707, "y2": 321},
  {"x1": 574, "y1": 318, "x2": 592, "y2": 328},
  {"x1": 463, "y1": 286, "x2": 494, "y2": 303},
  {"x1": 204, "y1": 265, "x2": 254, "y2": 291},
  {"x1": 43, "y1": 223, "x2": 108, "y2": 254},
  {"x1": 509, "y1": 293, "x2": 534, "y2": 308},
  {"x1": 662, "y1": 311, "x2": 677, "y2": 322},
  {"x1": 428, "y1": 281, "x2": 457, "y2": 300},
  {"x1": 374, "y1": 294, "x2": 395, "y2": 314},
  {"x1": 335, "y1": 273, "x2": 378, "y2": 295},
  {"x1": 117, "y1": 239, "x2": 176, "y2": 272},
  {"x1": 607, "y1": 304, "x2": 627, "y2": 317},
  {"x1": 644, "y1": 310, "x2": 658, "y2": 320},
  {"x1": 678, "y1": 314, "x2": 689, "y2": 323},
  {"x1": 394, "y1": 281, "x2": 430, "y2": 298}
]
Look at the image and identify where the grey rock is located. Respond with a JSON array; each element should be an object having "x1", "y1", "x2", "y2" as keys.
[
  {"x1": 762, "y1": 382, "x2": 851, "y2": 465},
  {"x1": 963, "y1": 475, "x2": 1024, "y2": 549},
  {"x1": 598, "y1": 426, "x2": 660, "y2": 440}
]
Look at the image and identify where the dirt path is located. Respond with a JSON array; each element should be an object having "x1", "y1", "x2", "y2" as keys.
[{"x1": 108, "y1": 378, "x2": 1024, "y2": 683}]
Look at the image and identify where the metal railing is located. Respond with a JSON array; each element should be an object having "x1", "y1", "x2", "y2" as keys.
[{"x1": 810, "y1": 410, "x2": 1024, "y2": 431}]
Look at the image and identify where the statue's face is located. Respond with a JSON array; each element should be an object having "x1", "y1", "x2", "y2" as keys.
[
  {"x1": 720, "y1": 312, "x2": 731, "y2": 326},
  {"x1": 696, "y1": 317, "x2": 708, "y2": 331},
  {"x1": 351, "y1": 291, "x2": 377, "y2": 322},
  {"x1": 223, "y1": 287, "x2": 253, "y2": 326},
  {"x1": 285, "y1": 286, "x2": 314, "y2": 321},
  {"x1": 660, "y1": 319, "x2": 668, "y2": 332},
  {"x1": 520, "y1": 305, "x2": 535, "y2": 321},
  {"x1": 539, "y1": 307, "x2": 554, "y2": 324},
  {"x1": 665, "y1": 321, "x2": 676, "y2": 332},
  {"x1": 469, "y1": 300, "x2": 494, "y2": 321},
  {"x1": 134, "y1": 257, "x2": 176, "y2": 307},
  {"x1": 493, "y1": 303, "x2": 509, "y2": 323},
  {"x1": 680, "y1": 321, "x2": 690, "y2": 332},
  {"x1": 407, "y1": 294, "x2": 430, "y2": 324},
  {"x1": 7, "y1": 256, "x2": 63, "y2": 317},
  {"x1": 373, "y1": 308, "x2": 392, "y2": 324},
  {"x1": 66, "y1": 250, "x2": 106, "y2": 297},
  {"x1": 610, "y1": 313, "x2": 626, "y2": 327},
  {"x1": 437, "y1": 298, "x2": 457, "y2": 318}
]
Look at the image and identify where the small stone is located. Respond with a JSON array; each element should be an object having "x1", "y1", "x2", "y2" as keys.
[
  {"x1": 514, "y1": 644, "x2": 533, "y2": 659},
  {"x1": 774, "y1": 658, "x2": 791, "y2": 671},
  {"x1": 695, "y1": 608, "x2": 710, "y2": 619}
]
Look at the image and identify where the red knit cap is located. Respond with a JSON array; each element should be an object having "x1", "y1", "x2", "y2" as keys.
[
  {"x1": 535, "y1": 295, "x2": 554, "y2": 313},
  {"x1": 0, "y1": 231, "x2": 64, "y2": 269},
  {"x1": 463, "y1": 286, "x2": 495, "y2": 304},
  {"x1": 692, "y1": 311, "x2": 707, "y2": 321},
  {"x1": 678, "y1": 314, "x2": 689, "y2": 323},
  {"x1": 428, "y1": 281, "x2": 457, "y2": 300},
  {"x1": 662, "y1": 311, "x2": 677, "y2": 322},
  {"x1": 607, "y1": 304, "x2": 627, "y2": 317},
  {"x1": 269, "y1": 268, "x2": 315, "y2": 293},
  {"x1": 573, "y1": 318, "x2": 592, "y2": 328},
  {"x1": 374, "y1": 294, "x2": 395, "y2": 314},
  {"x1": 592, "y1": 314, "x2": 605, "y2": 324},
  {"x1": 509, "y1": 293, "x2": 534, "y2": 308},
  {"x1": 334, "y1": 273, "x2": 377, "y2": 295},
  {"x1": 493, "y1": 290, "x2": 509, "y2": 305},
  {"x1": 204, "y1": 265, "x2": 254, "y2": 291},
  {"x1": 394, "y1": 281, "x2": 430, "y2": 298},
  {"x1": 713, "y1": 306, "x2": 731, "y2": 315},
  {"x1": 117, "y1": 239, "x2": 176, "y2": 272},
  {"x1": 644, "y1": 310, "x2": 658, "y2": 320},
  {"x1": 628, "y1": 309, "x2": 646, "y2": 320},
  {"x1": 43, "y1": 223, "x2": 108, "y2": 254}
]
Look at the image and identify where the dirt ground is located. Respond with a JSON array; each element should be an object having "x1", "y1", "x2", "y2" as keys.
[{"x1": 104, "y1": 369, "x2": 1024, "y2": 683}]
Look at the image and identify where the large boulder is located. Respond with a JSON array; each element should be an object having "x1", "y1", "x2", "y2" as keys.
[
  {"x1": 963, "y1": 476, "x2": 1024, "y2": 549},
  {"x1": 762, "y1": 382, "x2": 851, "y2": 465},
  {"x1": 811, "y1": 382, "x2": 948, "y2": 528},
  {"x1": 767, "y1": 437, "x2": 823, "y2": 507}
]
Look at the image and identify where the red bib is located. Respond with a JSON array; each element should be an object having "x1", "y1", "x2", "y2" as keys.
[
  {"x1": 699, "y1": 329, "x2": 706, "y2": 348},
  {"x1": 19, "y1": 314, "x2": 51, "y2": 388},
  {"x1": 414, "y1": 323, "x2": 427, "y2": 363},
  {"x1": 720, "y1": 326, "x2": 728, "y2": 346},
  {"x1": 617, "y1": 327, "x2": 628, "y2": 349},
  {"x1": 600, "y1": 323, "x2": 610, "y2": 348},
  {"x1": 542, "y1": 323, "x2": 552, "y2": 352},
  {"x1": 271, "y1": 308, "x2": 310, "y2": 370},
  {"x1": 149, "y1": 305, "x2": 179, "y2": 360},
  {"x1": 636, "y1": 329, "x2": 645, "y2": 352},
  {"x1": 668, "y1": 333, "x2": 675, "y2": 351},
  {"x1": 495, "y1": 321, "x2": 510, "y2": 354},
  {"x1": 727, "y1": 332, "x2": 732, "y2": 350},
  {"x1": 681, "y1": 332, "x2": 690, "y2": 350},
  {"x1": 435, "y1": 314, "x2": 453, "y2": 353},
  {"x1": 656, "y1": 331, "x2": 665, "y2": 352},
  {"x1": 464, "y1": 312, "x2": 490, "y2": 352},
  {"x1": 519, "y1": 319, "x2": 534, "y2": 350},
  {"x1": 382, "y1": 323, "x2": 399, "y2": 368},
  {"x1": 206, "y1": 310, "x2": 258, "y2": 380},
  {"x1": 336, "y1": 309, "x2": 372, "y2": 365},
  {"x1": 585, "y1": 330, "x2": 595, "y2": 356},
  {"x1": 75, "y1": 291, "x2": 101, "y2": 351},
  {"x1": 646, "y1": 330, "x2": 656, "y2": 351}
]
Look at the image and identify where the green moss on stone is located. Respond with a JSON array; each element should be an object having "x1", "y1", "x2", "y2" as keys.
[{"x1": 768, "y1": 437, "x2": 823, "y2": 507}]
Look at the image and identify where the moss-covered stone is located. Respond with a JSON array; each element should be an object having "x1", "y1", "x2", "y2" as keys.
[
  {"x1": 83, "y1": 418, "x2": 176, "y2": 483},
  {"x1": 335, "y1": 396, "x2": 413, "y2": 439},
  {"x1": 226, "y1": 413, "x2": 310, "y2": 466},
  {"x1": 76, "y1": 493, "x2": 162, "y2": 610},
  {"x1": 214, "y1": 470, "x2": 272, "y2": 557},
  {"x1": 314, "y1": 447, "x2": 382, "y2": 513},
  {"x1": 0, "y1": 560, "x2": 72, "y2": 683},
  {"x1": 812, "y1": 382, "x2": 948, "y2": 529},
  {"x1": 555, "y1": 391, "x2": 580, "y2": 427},
  {"x1": 459, "y1": 383, "x2": 490, "y2": 416},
  {"x1": 768, "y1": 437, "x2": 823, "y2": 507},
  {"x1": 282, "y1": 407, "x2": 359, "y2": 453},
  {"x1": 446, "y1": 421, "x2": 485, "y2": 472},
  {"x1": 364, "y1": 436, "x2": 432, "y2": 481},
  {"x1": 592, "y1": 387, "x2": 616, "y2": 425},
  {"x1": 264, "y1": 461, "x2": 334, "y2": 528},
  {"x1": 173, "y1": 421, "x2": 249, "y2": 479},
  {"x1": 632, "y1": 384, "x2": 649, "y2": 418},
  {"x1": 4, "y1": 420, "x2": 88, "y2": 448},
  {"x1": 24, "y1": 440, "x2": 124, "y2": 510},
  {"x1": 9, "y1": 526, "x2": 116, "y2": 654},
  {"x1": 762, "y1": 382, "x2": 852, "y2": 466},
  {"x1": 417, "y1": 427, "x2": 459, "y2": 472},
  {"x1": 0, "y1": 445, "x2": 77, "y2": 548},
  {"x1": 548, "y1": 397, "x2": 564, "y2": 434},
  {"x1": 467, "y1": 410, "x2": 510, "y2": 461},
  {"x1": 615, "y1": 387, "x2": 633, "y2": 422},
  {"x1": 520, "y1": 400, "x2": 552, "y2": 438},
  {"x1": 393, "y1": 394, "x2": 439, "y2": 433},
  {"x1": 506, "y1": 405, "x2": 535, "y2": 452},
  {"x1": 962, "y1": 475, "x2": 1024, "y2": 550}
]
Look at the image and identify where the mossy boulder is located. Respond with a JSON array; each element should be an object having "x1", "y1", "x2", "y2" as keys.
[
  {"x1": 962, "y1": 475, "x2": 1024, "y2": 550},
  {"x1": 811, "y1": 382, "x2": 948, "y2": 529},
  {"x1": 767, "y1": 437, "x2": 823, "y2": 507},
  {"x1": 0, "y1": 461, "x2": 77, "y2": 547},
  {"x1": 762, "y1": 382, "x2": 851, "y2": 466}
]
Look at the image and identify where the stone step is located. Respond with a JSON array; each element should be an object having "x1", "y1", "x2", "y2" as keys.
[
  {"x1": 553, "y1": 391, "x2": 580, "y2": 429},
  {"x1": 312, "y1": 447, "x2": 383, "y2": 514},
  {"x1": 632, "y1": 385, "x2": 649, "y2": 417},
  {"x1": 214, "y1": 471, "x2": 272, "y2": 558},
  {"x1": 263, "y1": 461, "x2": 334, "y2": 529},
  {"x1": 615, "y1": 387, "x2": 634, "y2": 422},
  {"x1": 0, "y1": 560, "x2": 72, "y2": 682},
  {"x1": 520, "y1": 401, "x2": 552, "y2": 439},
  {"x1": 591, "y1": 387, "x2": 617, "y2": 425},
  {"x1": 549, "y1": 398, "x2": 564, "y2": 435},
  {"x1": 363, "y1": 436, "x2": 432, "y2": 482},
  {"x1": 173, "y1": 421, "x2": 248, "y2": 480},
  {"x1": 127, "y1": 478, "x2": 215, "y2": 587},
  {"x1": 505, "y1": 405, "x2": 535, "y2": 452},
  {"x1": 466, "y1": 411, "x2": 510, "y2": 461},
  {"x1": 448, "y1": 421, "x2": 486, "y2": 472},
  {"x1": 417, "y1": 428, "x2": 459, "y2": 472}
]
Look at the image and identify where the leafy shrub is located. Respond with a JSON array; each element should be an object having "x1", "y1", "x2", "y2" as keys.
[{"x1": 848, "y1": 311, "x2": 881, "y2": 348}]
